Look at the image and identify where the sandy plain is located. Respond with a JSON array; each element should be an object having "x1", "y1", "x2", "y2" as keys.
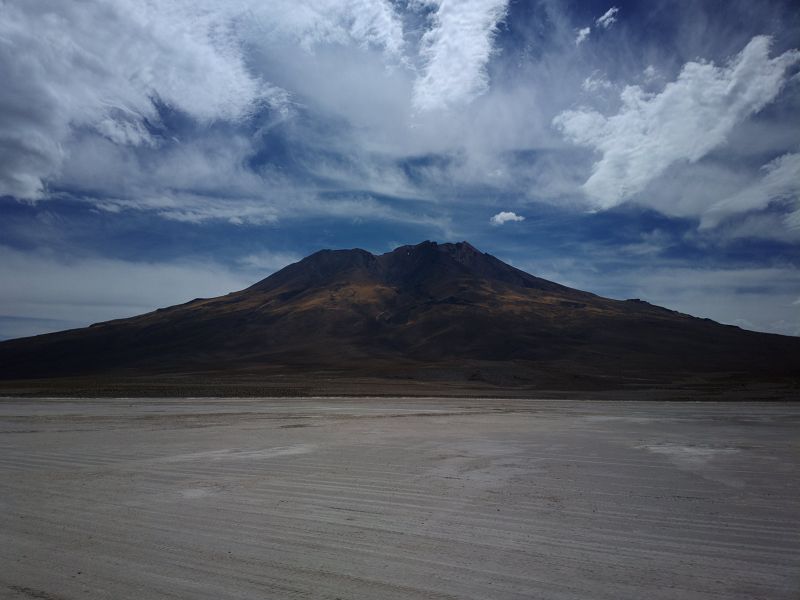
[{"x1": 0, "y1": 397, "x2": 798, "y2": 599}]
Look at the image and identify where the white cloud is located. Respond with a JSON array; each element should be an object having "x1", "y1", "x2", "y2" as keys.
[
  {"x1": 88, "y1": 188, "x2": 454, "y2": 234},
  {"x1": 0, "y1": 0, "x2": 410, "y2": 202},
  {"x1": 701, "y1": 152, "x2": 800, "y2": 228},
  {"x1": 573, "y1": 5, "x2": 619, "y2": 45},
  {"x1": 581, "y1": 73, "x2": 613, "y2": 92},
  {"x1": 2, "y1": 0, "x2": 797, "y2": 246},
  {"x1": 554, "y1": 36, "x2": 800, "y2": 209},
  {"x1": 97, "y1": 194, "x2": 282, "y2": 226},
  {"x1": 0, "y1": 0, "x2": 569, "y2": 221},
  {"x1": 595, "y1": 7, "x2": 619, "y2": 29},
  {"x1": 0, "y1": 0, "x2": 286, "y2": 200},
  {"x1": 786, "y1": 208, "x2": 800, "y2": 232},
  {"x1": 490, "y1": 211, "x2": 525, "y2": 225},
  {"x1": 250, "y1": 0, "x2": 405, "y2": 57},
  {"x1": 412, "y1": 0, "x2": 509, "y2": 111}
]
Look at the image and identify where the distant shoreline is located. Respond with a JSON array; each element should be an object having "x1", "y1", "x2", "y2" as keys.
[{"x1": 1, "y1": 373, "x2": 796, "y2": 401}]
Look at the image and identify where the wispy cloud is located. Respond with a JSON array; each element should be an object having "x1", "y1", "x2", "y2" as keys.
[
  {"x1": 575, "y1": 6, "x2": 619, "y2": 46},
  {"x1": 575, "y1": 27, "x2": 591, "y2": 46},
  {"x1": 412, "y1": 0, "x2": 509, "y2": 111},
  {"x1": 89, "y1": 190, "x2": 454, "y2": 234},
  {"x1": 595, "y1": 7, "x2": 619, "y2": 29},
  {"x1": 581, "y1": 73, "x2": 613, "y2": 92},
  {"x1": 701, "y1": 152, "x2": 800, "y2": 229}
]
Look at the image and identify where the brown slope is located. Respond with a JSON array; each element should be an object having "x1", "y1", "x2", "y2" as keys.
[{"x1": 0, "y1": 240, "x2": 799, "y2": 384}]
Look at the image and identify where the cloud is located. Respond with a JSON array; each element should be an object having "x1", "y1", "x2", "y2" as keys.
[
  {"x1": 412, "y1": 0, "x2": 509, "y2": 111},
  {"x1": 595, "y1": 7, "x2": 619, "y2": 29},
  {"x1": 575, "y1": 6, "x2": 619, "y2": 46},
  {"x1": 0, "y1": 0, "x2": 411, "y2": 202},
  {"x1": 581, "y1": 73, "x2": 613, "y2": 92},
  {"x1": 1, "y1": 0, "x2": 798, "y2": 342},
  {"x1": 490, "y1": 211, "x2": 525, "y2": 225},
  {"x1": 87, "y1": 188, "x2": 454, "y2": 234},
  {"x1": 0, "y1": 0, "x2": 290, "y2": 200},
  {"x1": 247, "y1": 0, "x2": 406, "y2": 58},
  {"x1": 554, "y1": 36, "x2": 800, "y2": 209},
  {"x1": 643, "y1": 65, "x2": 659, "y2": 82},
  {"x1": 701, "y1": 152, "x2": 800, "y2": 229},
  {"x1": 1, "y1": 0, "x2": 798, "y2": 251},
  {"x1": 0, "y1": 0, "x2": 596, "y2": 221},
  {"x1": 95, "y1": 194, "x2": 281, "y2": 226}
]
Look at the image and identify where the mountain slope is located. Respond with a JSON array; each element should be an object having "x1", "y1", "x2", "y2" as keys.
[{"x1": 1, "y1": 241, "x2": 798, "y2": 386}]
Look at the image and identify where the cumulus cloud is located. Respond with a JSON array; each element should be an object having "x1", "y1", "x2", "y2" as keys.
[
  {"x1": 412, "y1": 0, "x2": 509, "y2": 111},
  {"x1": 595, "y1": 7, "x2": 619, "y2": 29},
  {"x1": 554, "y1": 36, "x2": 800, "y2": 209},
  {"x1": 490, "y1": 211, "x2": 525, "y2": 225},
  {"x1": 575, "y1": 27, "x2": 591, "y2": 46}
]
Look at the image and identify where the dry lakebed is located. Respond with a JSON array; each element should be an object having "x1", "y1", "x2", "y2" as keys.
[{"x1": 1, "y1": 397, "x2": 798, "y2": 599}]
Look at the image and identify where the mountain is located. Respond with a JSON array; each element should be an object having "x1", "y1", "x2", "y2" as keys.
[{"x1": 1, "y1": 241, "x2": 798, "y2": 391}]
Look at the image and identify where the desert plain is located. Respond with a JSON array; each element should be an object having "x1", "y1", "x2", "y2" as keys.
[{"x1": 1, "y1": 397, "x2": 798, "y2": 599}]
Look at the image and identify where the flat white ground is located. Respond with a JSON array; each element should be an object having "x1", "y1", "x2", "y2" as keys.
[{"x1": 1, "y1": 398, "x2": 798, "y2": 599}]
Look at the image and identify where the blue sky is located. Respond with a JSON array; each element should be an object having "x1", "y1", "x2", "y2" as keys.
[{"x1": 1, "y1": 0, "x2": 799, "y2": 339}]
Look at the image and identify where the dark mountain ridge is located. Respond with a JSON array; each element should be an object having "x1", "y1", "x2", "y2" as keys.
[
  {"x1": 250, "y1": 241, "x2": 568, "y2": 293},
  {"x1": 1, "y1": 241, "x2": 798, "y2": 388}
]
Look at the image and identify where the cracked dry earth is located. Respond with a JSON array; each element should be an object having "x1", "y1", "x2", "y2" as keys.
[{"x1": 1, "y1": 398, "x2": 798, "y2": 599}]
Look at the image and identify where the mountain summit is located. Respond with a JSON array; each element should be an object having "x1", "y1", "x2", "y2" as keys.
[
  {"x1": 1, "y1": 241, "x2": 798, "y2": 388},
  {"x1": 249, "y1": 241, "x2": 566, "y2": 295}
]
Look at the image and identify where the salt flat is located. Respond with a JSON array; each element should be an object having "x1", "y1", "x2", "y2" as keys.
[{"x1": 0, "y1": 398, "x2": 798, "y2": 599}]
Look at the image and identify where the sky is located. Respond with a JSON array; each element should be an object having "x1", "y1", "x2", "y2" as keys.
[{"x1": 1, "y1": 0, "x2": 799, "y2": 340}]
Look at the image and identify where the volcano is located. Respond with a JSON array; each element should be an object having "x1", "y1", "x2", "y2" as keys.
[{"x1": 1, "y1": 241, "x2": 798, "y2": 392}]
